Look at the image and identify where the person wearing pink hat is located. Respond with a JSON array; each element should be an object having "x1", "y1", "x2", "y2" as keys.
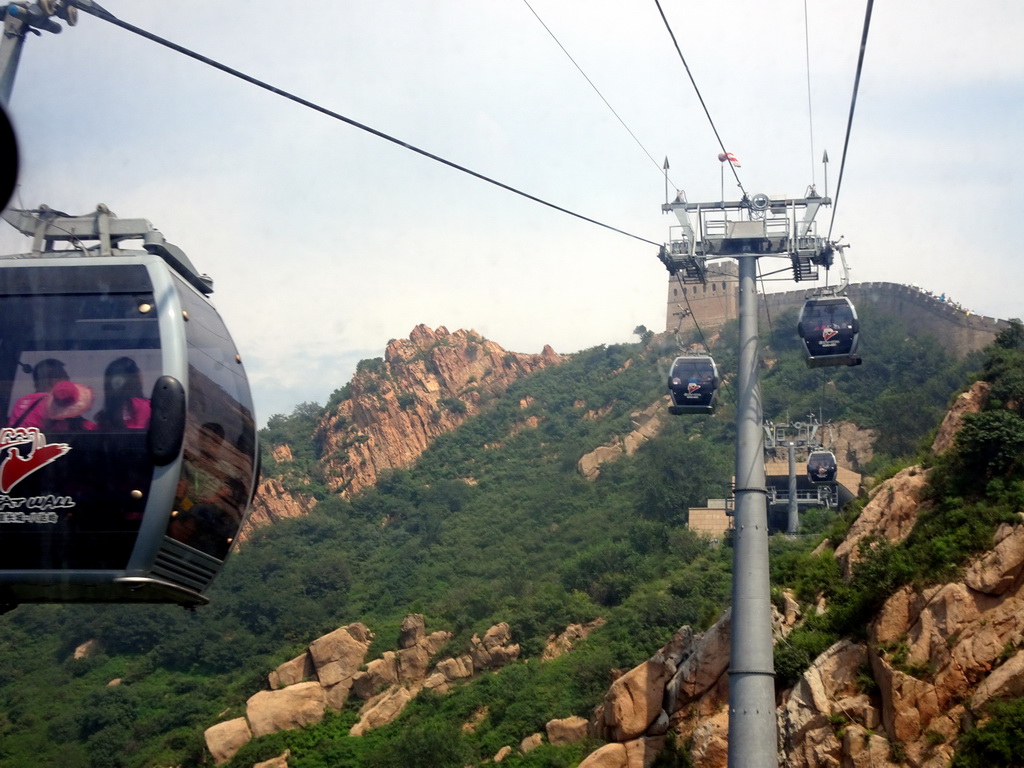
[
  {"x1": 45, "y1": 380, "x2": 97, "y2": 431},
  {"x1": 8, "y1": 359, "x2": 96, "y2": 431}
]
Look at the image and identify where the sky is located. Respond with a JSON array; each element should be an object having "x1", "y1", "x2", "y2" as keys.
[{"x1": 2, "y1": 0, "x2": 1022, "y2": 424}]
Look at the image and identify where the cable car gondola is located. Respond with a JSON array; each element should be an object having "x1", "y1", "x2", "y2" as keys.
[
  {"x1": 0, "y1": 206, "x2": 258, "y2": 611},
  {"x1": 667, "y1": 355, "x2": 719, "y2": 415},
  {"x1": 797, "y1": 295, "x2": 862, "y2": 368},
  {"x1": 806, "y1": 450, "x2": 838, "y2": 484}
]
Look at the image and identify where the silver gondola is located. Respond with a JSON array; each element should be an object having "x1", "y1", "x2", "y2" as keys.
[
  {"x1": 667, "y1": 355, "x2": 719, "y2": 415},
  {"x1": 0, "y1": 207, "x2": 258, "y2": 611}
]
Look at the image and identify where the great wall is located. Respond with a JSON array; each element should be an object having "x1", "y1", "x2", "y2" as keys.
[{"x1": 665, "y1": 263, "x2": 1011, "y2": 358}]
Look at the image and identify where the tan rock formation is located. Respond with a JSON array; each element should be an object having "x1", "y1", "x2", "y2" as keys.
[
  {"x1": 931, "y1": 380, "x2": 989, "y2": 455},
  {"x1": 73, "y1": 638, "x2": 99, "y2": 660},
  {"x1": 243, "y1": 478, "x2": 316, "y2": 538},
  {"x1": 269, "y1": 651, "x2": 315, "y2": 690},
  {"x1": 600, "y1": 655, "x2": 675, "y2": 742},
  {"x1": 314, "y1": 326, "x2": 561, "y2": 497},
  {"x1": 204, "y1": 718, "x2": 252, "y2": 766},
  {"x1": 253, "y1": 750, "x2": 291, "y2": 768},
  {"x1": 834, "y1": 466, "x2": 930, "y2": 577},
  {"x1": 398, "y1": 613, "x2": 426, "y2": 648},
  {"x1": 828, "y1": 420, "x2": 877, "y2": 472},
  {"x1": 520, "y1": 733, "x2": 543, "y2": 753},
  {"x1": 246, "y1": 683, "x2": 326, "y2": 738},
  {"x1": 542, "y1": 618, "x2": 607, "y2": 661},
  {"x1": 546, "y1": 715, "x2": 589, "y2": 745},
  {"x1": 308, "y1": 623, "x2": 373, "y2": 689},
  {"x1": 577, "y1": 401, "x2": 666, "y2": 480},
  {"x1": 351, "y1": 652, "x2": 399, "y2": 699},
  {"x1": 349, "y1": 685, "x2": 414, "y2": 737},
  {"x1": 494, "y1": 745, "x2": 513, "y2": 762}
]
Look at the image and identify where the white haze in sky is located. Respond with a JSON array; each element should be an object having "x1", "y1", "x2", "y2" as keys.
[{"x1": 2, "y1": 1, "x2": 1021, "y2": 423}]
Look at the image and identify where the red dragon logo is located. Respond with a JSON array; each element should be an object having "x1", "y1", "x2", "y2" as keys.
[{"x1": 0, "y1": 428, "x2": 71, "y2": 494}]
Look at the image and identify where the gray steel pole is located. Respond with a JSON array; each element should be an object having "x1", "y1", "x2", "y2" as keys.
[
  {"x1": 0, "y1": 13, "x2": 28, "y2": 107},
  {"x1": 787, "y1": 443, "x2": 798, "y2": 535},
  {"x1": 728, "y1": 253, "x2": 778, "y2": 768}
]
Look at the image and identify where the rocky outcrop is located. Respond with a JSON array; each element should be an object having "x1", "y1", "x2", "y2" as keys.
[
  {"x1": 315, "y1": 325, "x2": 561, "y2": 497},
  {"x1": 542, "y1": 618, "x2": 607, "y2": 660},
  {"x1": 570, "y1": 387, "x2": 1024, "y2": 768},
  {"x1": 204, "y1": 614, "x2": 519, "y2": 764},
  {"x1": 834, "y1": 466, "x2": 930, "y2": 577},
  {"x1": 242, "y1": 478, "x2": 316, "y2": 539},
  {"x1": 829, "y1": 419, "x2": 877, "y2": 472},
  {"x1": 246, "y1": 682, "x2": 327, "y2": 738},
  {"x1": 577, "y1": 401, "x2": 667, "y2": 480},
  {"x1": 931, "y1": 380, "x2": 989, "y2": 455},
  {"x1": 204, "y1": 718, "x2": 252, "y2": 766}
]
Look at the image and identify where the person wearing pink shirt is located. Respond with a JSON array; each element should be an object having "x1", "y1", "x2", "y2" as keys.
[
  {"x1": 9, "y1": 359, "x2": 96, "y2": 430},
  {"x1": 93, "y1": 357, "x2": 151, "y2": 430}
]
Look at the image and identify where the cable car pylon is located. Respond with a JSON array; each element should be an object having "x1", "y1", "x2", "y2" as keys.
[{"x1": 658, "y1": 178, "x2": 853, "y2": 768}]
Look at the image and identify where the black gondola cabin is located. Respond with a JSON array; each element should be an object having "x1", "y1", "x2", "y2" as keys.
[
  {"x1": 797, "y1": 296, "x2": 861, "y2": 368},
  {"x1": 667, "y1": 355, "x2": 718, "y2": 415},
  {"x1": 806, "y1": 450, "x2": 838, "y2": 484},
  {"x1": 0, "y1": 207, "x2": 258, "y2": 610}
]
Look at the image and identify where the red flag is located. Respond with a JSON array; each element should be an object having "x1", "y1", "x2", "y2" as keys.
[{"x1": 717, "y1": 152, "x2": 741, "y2": 167}]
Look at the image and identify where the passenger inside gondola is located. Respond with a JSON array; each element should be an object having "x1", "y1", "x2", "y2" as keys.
[
  {"x1": 9, "y1": 359, "x2": 96, "y2": 431},
  {"x1": 91, "y1": 356, "x2": 151, "y2": 430}
]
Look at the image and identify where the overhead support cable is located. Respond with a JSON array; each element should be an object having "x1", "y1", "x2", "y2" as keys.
[
  {"x1": 522, "y1": 0, "x2": 677, "y2": 189},
  {"x1": 652, "y1": 0, "x2": 747, "y2": 199},
  {"x1": 67, "y1": 1, "x2": 660, "y2": 247},
  {"x1": 803, "y1": 0, "x2": 817, "y2": 187},
  {"x1": 826, "y1": 0, "x2": 874, "y2": 241}
]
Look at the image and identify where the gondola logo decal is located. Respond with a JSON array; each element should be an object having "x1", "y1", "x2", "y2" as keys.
[
  {"x1": 0, "y1": 428, "x2": 73, "y2": 521},
  {"x1": 821, "y1": 327, "x2": 838, "y2": 342},
  {"x1": 687, "y1": 381, "x2": 701, "y2": 394}
]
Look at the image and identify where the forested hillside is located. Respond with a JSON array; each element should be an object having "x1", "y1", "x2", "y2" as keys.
[{"x1": 0, "y1": 306, "x2": 996, "y2": 768}]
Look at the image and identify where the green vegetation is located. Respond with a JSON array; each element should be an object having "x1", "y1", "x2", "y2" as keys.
[
  {"x1": 953, "y1": 697, "x2": 1024, "y2": 768},
  {"x1": 771, "y1": 320, "x2": 1024, "y2": 690},
  {"x1": 0, "y1": 315, "x2": 1016, "y2": 767}
]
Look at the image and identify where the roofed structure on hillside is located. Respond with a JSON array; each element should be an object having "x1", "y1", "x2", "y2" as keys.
[{"x1": 687, "y1": 460, "x2": 860, "y2": 537}]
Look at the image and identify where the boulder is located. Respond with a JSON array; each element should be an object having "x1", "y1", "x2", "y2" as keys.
[
  {"x1": 964, "y1": 524, "x2": 1024, "y2": 596},
  {"x1": 308, "y1": 624, "x2": 372, "y2": 688},
  {"x1": 578, "y1": 743, "x2": 628, "y2": 768},
  {"x1": 601, "y1": 655, "x2": 674, "y2": 741},
  {"x1": 493, "y1": 745, "x2": 513, "y2": 762},
  {"x1": 246, "y1": 683, "x2": 326, "y2": 738},
  {"x1": 352, "y1": 651, "x2": 399, "y2": 699},
  {"x1": 422, "y1": 629, "x2": 453, "y2": 656},
  {"x1": 520, "y1": 733, "x2": 543, "y2": 753},
  {"x1": 396, "y1": 644, "x2": 431, "y2": 682},
  {"x1": 666, "y1": 610, "x2": 732, "y2": 711},
  {"x1": 971, "y1": 650, "x2": 1024, "y2": 710},
  {"x1": 349, "y1": 685, "x2": 413, "y2": 737},
  {"x1": 546, "y1": 715, "x2": 589, "y2": 745},
  {"x1": 204, "y1": 717, "x2": 252, "y2": 766},
  {"x1": 269, "y1": 652, "x2": 315, "y2": 689},
  {"x1": 253, "y1": 750, "x2": 291, "y2": 768},
  {"x1": 398, "y1": 614, "x2": 425, "y2": 649}
]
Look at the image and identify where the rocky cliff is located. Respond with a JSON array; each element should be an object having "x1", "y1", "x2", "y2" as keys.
[
  {"x1": 315, "y1": 324, "x2": 560, "y2": 497},
  {"x1": 255, "y1": 325, "x2": 561, "y2": 526},
  {"x1": 571, "y1": 380, "x2": 1021, "y2": 768}
]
